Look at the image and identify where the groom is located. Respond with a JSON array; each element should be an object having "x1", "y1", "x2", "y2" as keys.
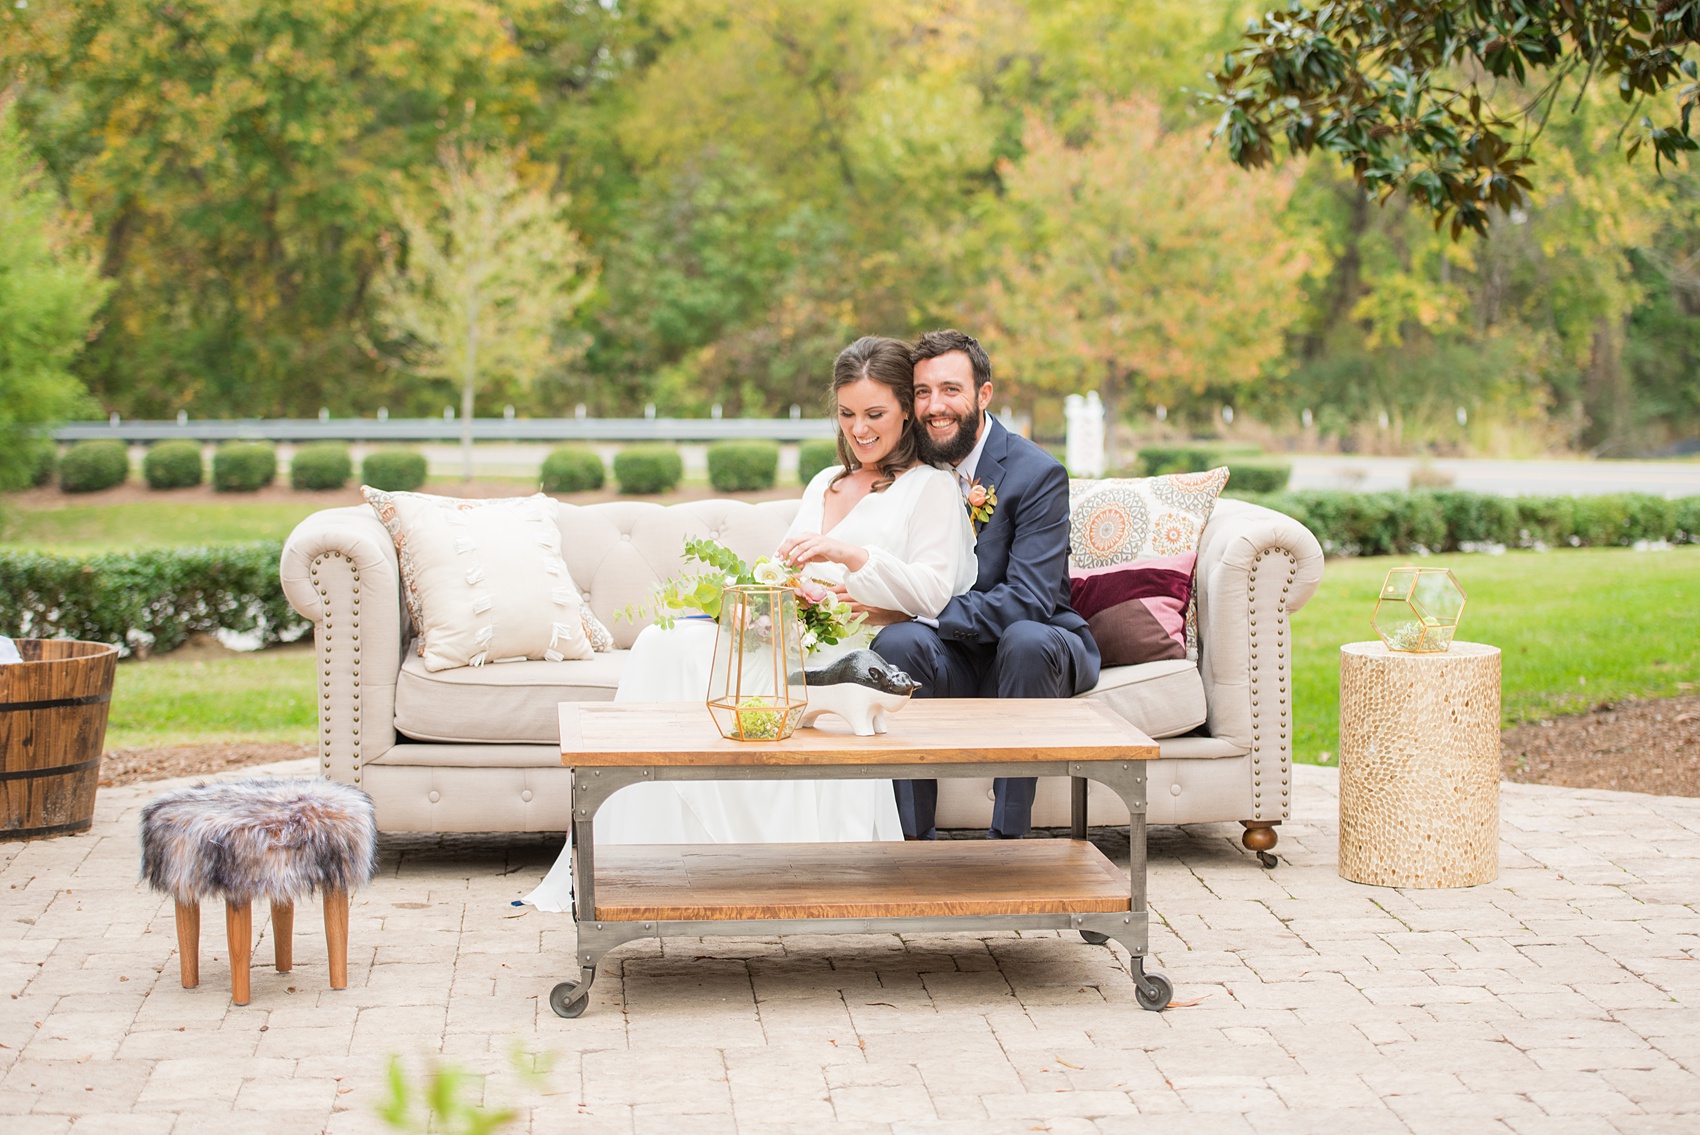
[{"x1": 865, "y1": 330, "x2": 1100, "y2": 839}]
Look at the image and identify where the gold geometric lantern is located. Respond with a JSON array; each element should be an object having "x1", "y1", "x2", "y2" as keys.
[
  {"x1": 706, "y1": 585, "x2": 809, "y2": 741},
  {"x1": 1372, "y1": 566, "x2": 1467, "y2": 653}
]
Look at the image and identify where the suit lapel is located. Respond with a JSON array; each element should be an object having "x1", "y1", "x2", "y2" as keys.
[{"x1": 970, "y1": 417, "x2": 1010, "y2": 538}]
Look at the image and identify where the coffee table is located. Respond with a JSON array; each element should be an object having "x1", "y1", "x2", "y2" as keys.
[{"x1": 551, "y1": 698, "x2": 1167, "y2": 1017}]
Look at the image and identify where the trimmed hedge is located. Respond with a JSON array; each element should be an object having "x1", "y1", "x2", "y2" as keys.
[
  {"x1": 614, "y1": 444, "x2": 683, "y2": 494},
  {"x1": 1137, "y1": 445, "x2": 1219, "y2": 476},
  {"x1": 59, "y1": 440, "x2": 130, "y2": 493},
  {"x1": 361, "y1": 449, "x2": 428, "y2": 492},
  {"x1": 290, "y1": 443, "x2": 352, "y2": 490},
  {"x1": 0, "y1": 542, "x2": 304, "y2": 656},
  {"x1": 26, "y1": 440, "x2": 58, "y2": 488},
  {"x1": 707, "y1": 440, "x2": 779, "y2": 493},
  {"x1": 143, "y1": 440, "x2": 204, "y2": 489},
  {"x1": 1224, "y1": 462, "x2": 1291, "y2": 494},
  {"x1": 1239, "y1": 489, "x2": 1700, "y2": 556},
  {"x1": 540, "y1": 446, "x2": 606, "y2": 493},
  {"x1": 212, "y1": 442, "x2": 277, "y2": 492},
  {"x1": 798, "y1": 438, "x2": 840, "y2": 485}
]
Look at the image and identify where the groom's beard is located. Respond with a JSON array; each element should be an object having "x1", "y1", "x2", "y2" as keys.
[{"x1": 918, "y1": 408, "x2": 981, "y2": 466}]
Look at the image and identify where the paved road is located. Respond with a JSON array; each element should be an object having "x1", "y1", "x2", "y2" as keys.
[{"x1": 1289, "y1": 455, "x2": 1700, "y2": 498}]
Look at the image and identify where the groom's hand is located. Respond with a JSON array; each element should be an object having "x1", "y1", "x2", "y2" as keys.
[{"x1": 831, "y1": 585, "x2": 907, "y2": 627}]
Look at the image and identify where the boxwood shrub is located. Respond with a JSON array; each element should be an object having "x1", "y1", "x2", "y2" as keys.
[
  {"x1": 707, "y1": 440, "x2": 779, "y2": 493},
  {"x1": 798, "y1": 438, "x2": 840, "y2": 485},
  {"x1": 59, "y1": 440, "x2": 129, "y2": 493},
  {"x1": 0, "y1": 541, "x2": 304, "y2": 656},
  {"x1": 540, "y1": 446, "x2": 606, "y2": 493},
  {"x1": 143, "y1": 440, "x2": 204, "y2": 489},
  {"x1": 1223, "y1": 461, "x2": 1291, "y2": 494},
  {"x1": 289, "y1": 443, "x2": 353, "y2": 490},
  {"x1": 26, "y1": 439, "x2": 58, "y2": 488},
  {"x1": 361, "y1": 449, "x2": 428, "y2": 492},
  {"x1": 1137, "y1": 445, "x2": 1219, "y2": 476},
  {"x1": 212, "y1": 442, "x2": 277, "y2": 492},
  {"x1": 613, "y1": 444, "x2": 683, "y2": 495}
]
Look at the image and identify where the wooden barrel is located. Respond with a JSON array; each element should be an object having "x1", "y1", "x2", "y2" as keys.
[{"x1": 1, "y1": 639, "x2": 120, "y2": 840}]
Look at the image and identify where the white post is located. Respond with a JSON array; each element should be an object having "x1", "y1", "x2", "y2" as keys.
[{"x1": 1065, "y1": 393, "x2": 1106, "y2": 478}]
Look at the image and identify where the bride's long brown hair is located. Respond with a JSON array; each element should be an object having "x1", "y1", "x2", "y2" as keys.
[{"x1": 829, "y1": 336, "x2": 920, "y2": 494}]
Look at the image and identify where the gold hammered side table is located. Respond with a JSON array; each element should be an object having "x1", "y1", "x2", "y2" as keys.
[{"x1": 1337, "y1": 641, "x2": 1502, "y2": 888}]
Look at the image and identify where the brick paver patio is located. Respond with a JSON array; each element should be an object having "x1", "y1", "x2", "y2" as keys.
[{"x1": 2, "y1": 761, "x2": 1697, "y2": 1134}]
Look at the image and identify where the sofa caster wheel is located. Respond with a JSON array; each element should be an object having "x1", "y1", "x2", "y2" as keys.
[
  {"x1": 1134, "y1": 971, "x2": 1173, "y2": 1012},
  {"x1": 1079, "y1": 930, "x2": 1110, "y2": 945},
  {"x1": 549, "y1": 978, "x2": 592, "y2": 1018},
  {"x1": 1257, "y1": 851, "x2": 1278, "y2": 869}
]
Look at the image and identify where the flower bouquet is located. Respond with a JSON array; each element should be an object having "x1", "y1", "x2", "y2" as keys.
[{"x1": 619, "y1": 537, "x2": 866, "y2": 655}]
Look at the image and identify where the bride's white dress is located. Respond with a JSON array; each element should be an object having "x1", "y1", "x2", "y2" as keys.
[{"x1": 522, "y1": 462, "x2": 976, "y2": 912}]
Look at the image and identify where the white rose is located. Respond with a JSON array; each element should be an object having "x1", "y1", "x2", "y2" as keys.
[
  {"x1": 752, "y1": 560, "x2": 787, "y2": 586},
  {"x1": 801, "y1": 630, "x2": 819, "y2": 652}
]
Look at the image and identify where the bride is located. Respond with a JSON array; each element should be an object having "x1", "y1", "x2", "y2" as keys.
[{"x1": 522, "y1": 336, "x2": 977, "y2": 912}]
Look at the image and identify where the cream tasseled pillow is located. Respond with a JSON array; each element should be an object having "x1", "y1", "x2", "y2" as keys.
[{"x1": 363, "y1": 488, "x2": 594, "y2": 671}]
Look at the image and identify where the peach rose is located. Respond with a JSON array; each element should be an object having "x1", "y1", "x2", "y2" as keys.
[
  {"x1": 793, "y1": 578, "x2": 830, "y2": 605},
  {"x1": 967, "y1": 484, "x2": 988, "y2": 508}
]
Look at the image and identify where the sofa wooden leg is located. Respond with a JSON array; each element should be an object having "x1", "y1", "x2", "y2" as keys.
[
  {"x1": 174, "y1": 901, "x2": 200, "y2": 988},
  {"x1": 324, "y1": 889, "x2": 349, "y2": 990},
  {"x1": 271, "y1": 900, "x2": 294, "y2": 973},
  {"x1": 226, "y1": 901, "x2": 252, "y2": 1005},
  {"x1": 1241, "y1": 821, "x2": 1280, "y2": 868}
]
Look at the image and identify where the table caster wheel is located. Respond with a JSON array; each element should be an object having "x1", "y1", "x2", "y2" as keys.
[
  {"x1": 1257, "y1": 851, "x2": 1278, "y2": 869},
  {"x1": 1079, "y1": 930, "x2": 1110, "y2": 945},
  {"x1": 1135, "y1": 971, "x2": 1173, "y2": 1012},
  {"x1": 549, "y1": 980, "x2": 591, "y2": 1018}
]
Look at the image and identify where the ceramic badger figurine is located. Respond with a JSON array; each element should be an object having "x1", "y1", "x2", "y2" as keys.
[{"x1": 797, "y1": 649, "x2": 922, "y2": 736}]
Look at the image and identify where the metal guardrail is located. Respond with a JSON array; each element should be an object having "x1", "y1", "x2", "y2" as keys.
[{"x1": 51, "y1": 417, "x2": 839, "y2": 444}]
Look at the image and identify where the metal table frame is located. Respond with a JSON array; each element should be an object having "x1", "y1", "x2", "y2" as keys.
[{"x1": 549, "y1": 756, "x2": 1170, "y2": 1017}]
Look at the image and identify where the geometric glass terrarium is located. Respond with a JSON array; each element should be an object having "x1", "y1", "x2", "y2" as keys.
[
  {"x1": 1372, "y1": 566, "x2": 1467, "y2": 653},
  {"x1": 706, "y1": 585, "x2": 809, "y2": 741}
]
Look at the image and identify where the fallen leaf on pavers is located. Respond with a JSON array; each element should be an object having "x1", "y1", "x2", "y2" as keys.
[
  {"x1": 1054, "y1": 1058, "x2": 1083, "y2": 1069},
  {"x1": 865, "y1": 1002, "x2": 896, "y2": 1008},
  {"x1": 1167, "y1": 994, "x2": 1211, "y2": 1007}
]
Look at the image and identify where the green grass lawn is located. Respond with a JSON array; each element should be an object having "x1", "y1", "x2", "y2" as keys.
[
  {"x1": 1, "y1": 500, "x2": 324, "y2": 553},
  {"x1": 106, "y1": 641, "x2": 318, "y2": 749},
  {"x1": 1291, "y1": 546, "x2": 1700, "y2": 764},
  {"x1": 96, "y1": 545, "x2": 1699, "y2": 756}
]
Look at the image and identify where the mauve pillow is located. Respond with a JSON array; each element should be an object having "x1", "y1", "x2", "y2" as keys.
[{"x1": 1069, "y1": 552, "x2": 1194, "y2": 666}]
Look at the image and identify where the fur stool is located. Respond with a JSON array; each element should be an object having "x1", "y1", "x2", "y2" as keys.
[{"x1": 141, "y1": 778, "x2": 377, "y2": 1005}]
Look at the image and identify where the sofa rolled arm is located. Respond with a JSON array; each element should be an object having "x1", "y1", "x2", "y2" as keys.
[
  {"x1": 280, "y1": 507, "x2": 406, "y2": 786},
  {"x1": 1194, "y1": 499, "x2": 1325, "y2": 823}
]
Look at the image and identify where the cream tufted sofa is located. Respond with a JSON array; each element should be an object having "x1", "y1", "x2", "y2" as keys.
[{"x1": 280, "y1": 495, "x2": 1323, "y2": 861}]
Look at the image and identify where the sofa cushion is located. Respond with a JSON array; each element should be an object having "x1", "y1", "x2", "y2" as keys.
[
  {"x1": 1078, "y1": 658, "x2": 1207, "y2": 739},
  {"x1": 394, "y1": 652, "x2": 628, "y2": 744}
]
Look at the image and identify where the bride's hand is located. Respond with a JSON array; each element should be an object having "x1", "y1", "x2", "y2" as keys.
[{"x1": 778, "y1": 533, "x2": 869, "y2": 573}]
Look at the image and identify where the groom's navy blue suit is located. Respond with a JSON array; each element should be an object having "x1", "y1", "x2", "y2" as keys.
[{"x1": 873, "y1": 416, "x2": 1100, "y2": 839}]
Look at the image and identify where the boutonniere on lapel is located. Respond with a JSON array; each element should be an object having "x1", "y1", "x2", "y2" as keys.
[{"x1": 965, "y1": 479, "x2": 997, "y2": 526}]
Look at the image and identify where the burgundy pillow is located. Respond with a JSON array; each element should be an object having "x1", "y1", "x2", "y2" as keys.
[{"x1": 1068, "y1": 552, "x2": 1193, "y2": 666}]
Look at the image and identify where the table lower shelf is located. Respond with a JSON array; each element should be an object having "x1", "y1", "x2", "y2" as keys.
[{"x1": 587, "y1": 839, "x2": 1131, "y2": 922}]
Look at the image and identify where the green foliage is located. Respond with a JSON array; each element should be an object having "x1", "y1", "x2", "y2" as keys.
[
  {"x1": 1224, "y1": 462, "x2": 1292, "y2": 494},
  {"x1": 1136, "y1": 446, "x2": 1220, "y2": 475},
  {"x1": 362, "y1": 450, "x2": 429, "y2": 493},
  {"x1": 0, "y1": 542, "x2": 302, "y2": 656},
  {"x1": 212, "y1": 443, "x2": 278, "y2": 493},
  {"x1": 25, "y1": 439, "x2": 57, "y2": 487},
  {"x1": 613, "y1": 445, "x2": 683, "y2": 495},
  {"x1": 539, "y1": 447, "x2": 606, "y2": 493},
  {"x1": 289, "y1": 444, "x2": 353, "y2": 491},
  {"x1": 377, "y1": 1045, "x2": 550, "y2": 1135},
  {"x1": 0, "y1": 105, "x2": 104, "y2": 493},
  {"x1": 58, "y1": 441, "x2": 129, "y2": 494},
  {"x1": 143, "y1": 441, "x2": 204, "y2": 490},
  {"x1": 1207, "y1": 1, "x2": 1700, "y2": 237},
  {"x1": 706, "y1": 441, "x2": 779, "y2": 493},
  {"x1": 797, "y1": 439, "x2": 840, "y2": 486}
]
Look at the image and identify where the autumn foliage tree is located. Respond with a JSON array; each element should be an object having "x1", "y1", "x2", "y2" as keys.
[{"x1": 978, "y1": 98, "x2": 1313, "y2": 456}]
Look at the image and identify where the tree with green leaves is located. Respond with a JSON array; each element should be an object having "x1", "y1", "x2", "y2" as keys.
[
  {"x1": 1206, "y1": 1, "x2": 1700, "y2": 237},
  {"x1": 0, "y1": 101, "x2": 105, "y2": 493},
  {"x1": 374, "y1": 144, "x2": 594, "y2": 479}
]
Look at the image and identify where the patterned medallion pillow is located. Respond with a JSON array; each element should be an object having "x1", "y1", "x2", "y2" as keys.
[
  {"x1": 363, "y1": 488, "x2": 594, "y2": 671},
  {"x1": 1067, "y1": 467, "x2": 1230, "y2": 664}
]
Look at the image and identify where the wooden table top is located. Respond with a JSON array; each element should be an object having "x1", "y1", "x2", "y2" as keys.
[
  {"x1": 559, "y1": 698, "x2": 1156, "y2": 767},
  {"x1": 590, "y1": 840, "x2": 1132, "y2": 921}
]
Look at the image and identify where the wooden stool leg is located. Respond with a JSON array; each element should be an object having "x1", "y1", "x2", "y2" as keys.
[
  {"x1": 226, "y1": 901, "x2": 252, "y2": 1006},
  {"x1": 324, "y1": 889, "x2": 349, "y2": 990},
  {"x1": 174, "y1": 901, "x2": 200, "y2": 988},
  {"x1": 271, "y1": 900, "x2": 294, "y2": 973}
]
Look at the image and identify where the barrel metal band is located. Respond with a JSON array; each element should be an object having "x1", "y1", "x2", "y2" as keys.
[
  {"x1": 2, "y1": 819, "x2": 93, "y2": 839},
  {"x1": 0, "y1": 691, "x2": 112, "y2": 713},
  {"x1": 0, "y1": 756, "x2": 103, "y2": 783}
]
